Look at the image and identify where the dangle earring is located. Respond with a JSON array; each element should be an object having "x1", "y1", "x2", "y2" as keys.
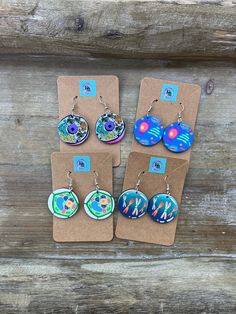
[
  {"x1": 95, "y1": 96, "x2": 126, "y2": 144},
  {"x1": 163, "y1": 102, "x2": 194, "y2": 153},
  {"x1": 133, "y1": 99, "x2": 164, "y2": 146},
  {"x1": 84, "y1": 171, "x2": 115, "y2": 220},
  {"x1": 117, "y1": 171, "x2": 148, "y2": 219},
  {"x1": 48, "y1": 171, "x2": 79, "y2": 219},
  {"x1": 57, "y1": 96, "x2": 89, "y2": 145},
  {"x1": 147, "y1": 175, "x2": 178, "y2": 223}
]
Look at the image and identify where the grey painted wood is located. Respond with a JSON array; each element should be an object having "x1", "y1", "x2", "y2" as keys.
[
  {"x1": 1, "y1": 1, "x2": 236, "y2": 59},
  {"x1": 0, "y1": 55, "x2": 235, "y2": 312},
  {"x1": 0, "y1": 257, "x2": 235, "y2": 313}
]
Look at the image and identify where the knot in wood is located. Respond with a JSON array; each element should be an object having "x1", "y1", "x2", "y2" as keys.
[
  {"x1": 74, "y1": 17, "x2": 84, "y2": 32},
  {"x1": 104, "y1": 30, "x2": 124, "y2": 39},
  {"x1": 205, "y1": 79, "x2": 214, "y2": 95}
]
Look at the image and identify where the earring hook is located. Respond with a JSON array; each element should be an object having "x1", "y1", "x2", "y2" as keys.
[
  {"x1": 93, "y1": 170, "x2": 100, "y2": 192},
  {"x1": 98, "y1": 96, "x2": 110, "y2": 112},
  {"x1": 71, "y1": 96, "x2": 79, "y2": 116},
  {"x1": 177, "y1": 102, "x2": 184, "y2": 123},
  {"x1": 67, "y1": 170, "x2": 73, "y2": 191},
  {"x1": 135, "y1": 170, "x2": 145, "y2": 193},
  {"x1": 163, "y1": 175, "x2": 170, "y2": 195},
  {"x1": 147, "y1": 99, "x2": 158, "y2": 116}
]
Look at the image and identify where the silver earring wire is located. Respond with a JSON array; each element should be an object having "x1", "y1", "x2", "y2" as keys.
[
  {"x1": 135, "y1": 170, "x2": 145, "y2": 194},
  {"x1": 93, "y1": 170, "x2": 100, "y2": 193},
  {"x1": 71, "y1": 96, "x2": 79, "y2": 116},
  {"x1": 177, "y1": 102, "x2": 184, "y2": 123},
  {"x1": 67, "y1": 171, "x2": 73, "y2": 191},
  {"x1": 98, "y1": 96, "x2": 110, "y2": 112},
  {"x1": 147, "y1": 99, "x2": 158, "y2": 116},
  {"x1": 162, "y1": 175, "x2": 171, "y2": 196}
]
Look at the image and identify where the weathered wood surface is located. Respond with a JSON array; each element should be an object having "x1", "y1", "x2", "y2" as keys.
[
  {"x1": 0, "y1": 257, "x2": 235, "y2": 313},
  {"x1": 0, "y1": 55, "x2": 235, "y2": 312},
  {"x1": 1, "y1": 1, "x2": 236, "y2": 59}
]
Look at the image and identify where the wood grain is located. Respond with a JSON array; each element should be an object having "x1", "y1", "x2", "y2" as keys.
[
  {"x1": 0, "y1": 55, "x2": 235, "y2": 312},
  {"x1": 1, "y1": 1, "x2": 236, "y2": 59},
  {"x1": 0, "y1": 257, "x2": 235, "y2": 313}
]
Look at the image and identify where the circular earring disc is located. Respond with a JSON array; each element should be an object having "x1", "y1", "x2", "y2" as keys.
[
  {"x1": 48, "y1": 188, "x2": 79, "y2": 219},
  {"x1": 84, "y1": 189, "x2": 115, "y2": 220},
  {"x1": 57, "y1": 114, "x2": 89, "y2": 145},
  {"x1": 148, "y1": 193, "x2": 178, "y2": 223},
  {"x1": 95, "y1": 112, "x2": 125, "y2": 144},
  {"x1": 106, "y1": 127, "x2": 126, "y2": 144},
  {"x1": 134, "y1": 115, "x2": 164, "y2": 146},
  {"x1": 117, "y1": 189, "x2": 148, "y2": 219},
  {"x1": 163, "y1": 121, "x2": 194, "y2": 153}
]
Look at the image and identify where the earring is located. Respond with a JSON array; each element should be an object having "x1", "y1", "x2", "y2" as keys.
[
  {"x1": 95, "y1": 96, "x2": 126, "y2": 144},
  {"x1": 57, "y1": 96, "x2": 89, "y2": 145},
  {"x1": 48, "y1": 171, "x2": 79, "y2": 219},
  {"x1": 84, "y1": 171, "x2": 115, "y2": 220},
  {"x1": 133, "y1": 99, "x2": 164, "y2": 146},
  {"x1": 163, "y1": 102, "x2": 194, "y2": 153},
  {"x1": 117, "y1": 171, "x2": 148, "y2": 219},
  {"x1": 147, "y1": 175, "x2": 178, "y2": 223}
]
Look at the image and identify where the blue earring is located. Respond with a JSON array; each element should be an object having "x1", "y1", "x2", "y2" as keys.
[
  {"x1": 117, "y1": 171, "x2": 148, "y2": 219},
  {"x1": 163, "y1": 102, "x2": 194, "y2": 153},
  {"x1": 57, "y1": 96, "x2": 89, "y2": 146},
  {"x1": 133, "y1": 99, "x2": 164, "y2": 146},
  {"x1": 147, "y1": 175, "x2": 179, "y2": 224}
]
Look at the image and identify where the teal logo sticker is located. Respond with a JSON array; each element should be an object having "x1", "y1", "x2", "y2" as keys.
[
  {"x1": 80, "y1": 80, "x2": 96, "y2": 97},
  {"x1": 148, "y1": 157, "x2": 167, "y2": 174},
  {"x1": 160, "y1": 84, "x2": 179, "y2": 102},
  {"x1": 74, "y1": 156, "x2": 91, "y2": 172}
]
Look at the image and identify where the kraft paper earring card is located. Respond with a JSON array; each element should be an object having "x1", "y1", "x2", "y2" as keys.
[
  {"x1": 51, "y1": 152, "x2": 114, "y2": 242},
  {"x1": 115, "y1": 152, "x2": 188, "y2": 246},
  {"x1": 57, "y1": 75, "x2": 121, "y2": 166},
  {"x1": 132, "y1": 77, "x2": 201, "y2": 164}
]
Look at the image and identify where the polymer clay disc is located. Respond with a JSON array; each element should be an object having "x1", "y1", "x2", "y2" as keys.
[
  {"x1": 133, "y1": 115, "x2": 164, "y2": 146},
  {"x1": 95, "y1": 112, "x2": 125, "y2": 144},
  {"x1": 148, "y1": 193, "x2": 179, "y2": 223},
  {"x1": 163, "y1": 121, "x2": 194, "y2": 153},
  {"x1": 117, "y1": 189, "x2": 148, "y2": 219},
  {"x1": 48, "y1": 188, "x2": 79, "y2": 219},
  {"x1": 57, "y1": 114, "x2": 89, "y2": 145},
  {"x1": 84, "y1": 189, "x2": 115, "y2": 220}
]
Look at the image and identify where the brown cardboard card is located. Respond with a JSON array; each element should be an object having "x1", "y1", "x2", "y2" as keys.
[
  {"x1": 57, "y1": 75, "x2": 120, "y2": 166},
  {"x1": 115, "y1": 152, "x2": 188, "y2": 245},
  {"x1": 51, "y1": 152, "x2": 113, "y2": 242},
  {"x1": 132, "y1": 77, "x2": 201, "y2": 163}
]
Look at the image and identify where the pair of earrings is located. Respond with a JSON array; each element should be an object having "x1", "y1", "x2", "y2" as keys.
[
  {"x1": 117, "y1": 171, "x2": 178, "y2": 224},
  {"x1": 134, "y1": 99, "x2": 194, "y2": 153},
  {"x1": 57, "y1": 96, "x2": 126, "y2": 145},
  {"x1": 48, "y1": 170, "x2": 115, "y2": 220}
]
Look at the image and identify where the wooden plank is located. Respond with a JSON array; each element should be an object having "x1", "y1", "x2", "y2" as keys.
[
  {"x1": 0, "y1": 55, "x2": 235, "y2": 259},
  {"x1": 0, "y1": 1, "x2": 236, "y2": 59},
  {"x1": 0, "y1": 257, "x2": 235, "y2": 313}
]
